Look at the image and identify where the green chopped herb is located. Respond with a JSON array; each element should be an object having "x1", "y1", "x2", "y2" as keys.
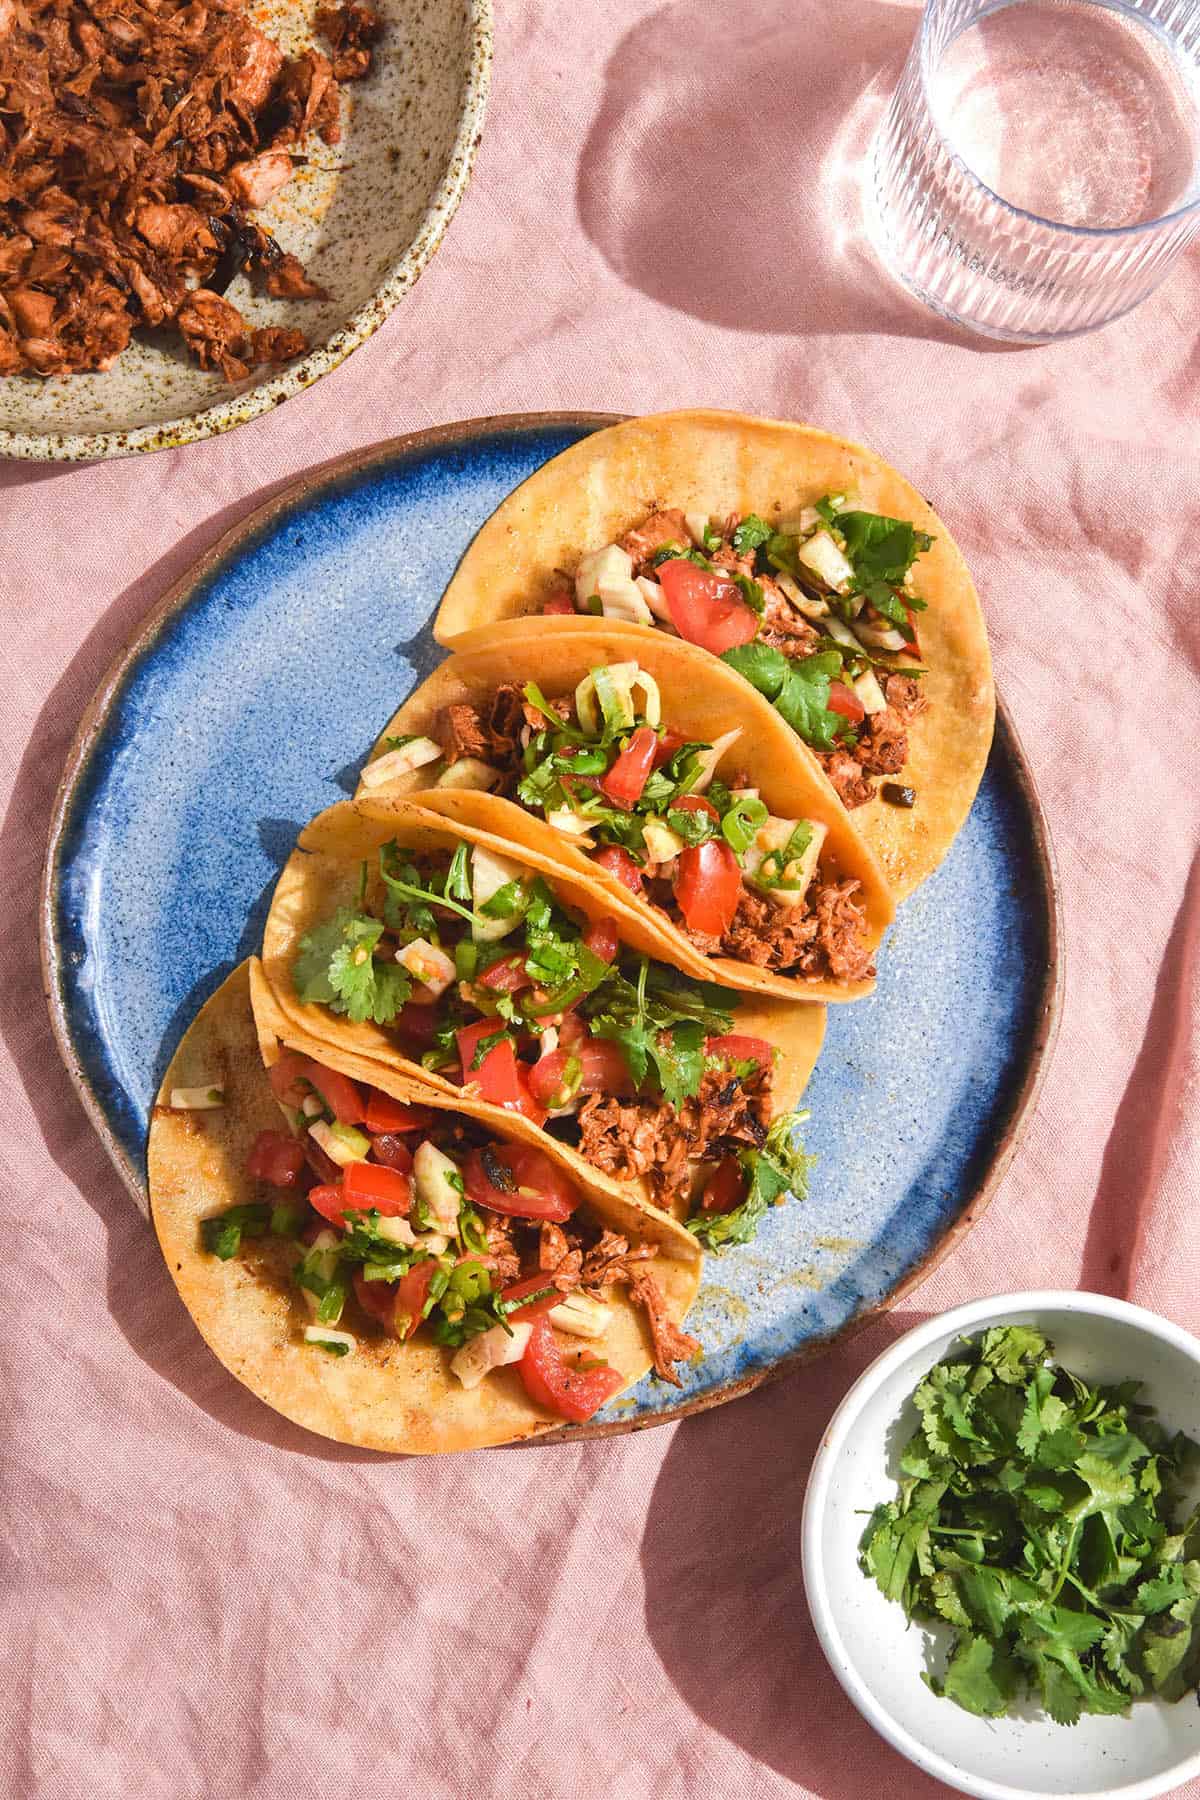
[
  {"x1": 721, "y1": 793, "x2": 768, "y2": 855},
  {"x1": 859, "y1": 1326, "x2": 1200, "y2": 1723},
  {"x1": 293, "y1": 906, "x2": 412, "y2": 1025},
  {"x1": 201, "y1": 1203, "x2": 269, "y2": 1260},
  {"x1": 834, "y1": 509, "x2": 933, "y2": 587},
  {"x1": 731, "y1": 514, "x2": 772, "y2": 555},
  {"x1": 686, "y1": 1112, "x2": 812, "y2": 1251}
]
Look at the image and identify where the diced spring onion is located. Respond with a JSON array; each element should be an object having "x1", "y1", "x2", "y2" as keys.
[
  {"x1": 360, "y1": 737, "x2": 443, "y2": 789},
  {"x1": 304, "y1": 1326, "x2": 356, "y2": 1356},
  {"x1": 169, "y1": 1085, "x2": 224, "y2": 1110}
]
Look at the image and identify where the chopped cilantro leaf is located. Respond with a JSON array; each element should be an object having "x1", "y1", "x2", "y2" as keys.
[
  {"x1": 201, "y1": 1203, "x2": 269, "y2": 1259},
  {"x1": 731, "y1": 514, "x2": 772, "y2": 555},
  {"x1": 834, "y1": 510, "x2": 933, "y2": 586},
  {"x1": 293, "y1": 907, "x2": 412, "y2": 1025},
  {"x1": 859, "y1": 1325, "x2": 1200, "y2": 1723}
]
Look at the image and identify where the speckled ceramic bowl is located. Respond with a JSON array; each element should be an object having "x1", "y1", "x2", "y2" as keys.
[{"x1": 0, "y1": 0, "x2": 491, "y2": 461}]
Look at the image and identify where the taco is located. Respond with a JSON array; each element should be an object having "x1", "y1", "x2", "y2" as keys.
[
  {"x1": 432, "y1": 409, "x2": 994, "y2": 899},
  {"x1": 259, "y1": 794, "x2": 824, "y2": 1232},
  {"x1": 356, "y1": 626, "x2": 895, "y2": 1002},
  {"x1": 148, "y1": 960, "x2": 704, "y2": 1452}
]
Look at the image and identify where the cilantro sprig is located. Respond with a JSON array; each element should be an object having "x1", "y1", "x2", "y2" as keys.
[
  {"x1": 687, "y1": 1113, "x2": 813, "y2": 1251},
  {"x1": 860, "y1": 1327, "x2": 1200, "y2": 1723}
]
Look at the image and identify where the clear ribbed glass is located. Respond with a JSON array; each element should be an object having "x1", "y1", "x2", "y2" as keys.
[{"x1": 870, "y1": 0, "x2": 1200, "y2": 340}]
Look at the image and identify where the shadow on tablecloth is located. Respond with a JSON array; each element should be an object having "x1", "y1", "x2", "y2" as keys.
[
  {"x1": 639, "y1": 1307, "x2": 958, "y2": 1796},
  {"x1": 576, "y1": 0, "x2": 1023, "y2": 356},
  {"x1": 0, "y1": 482, "x2": 393, "y2": 1464}
]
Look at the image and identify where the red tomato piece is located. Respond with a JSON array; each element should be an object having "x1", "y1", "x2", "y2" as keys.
[
  {"x1": 579, "y1": 1038, "x2": 636, "y2": 1095},
  {"x1": 455, "y1": 1022, "x2": 547, "y2": 1126},
  {"x1": 652, "y1": 729, "x2": 687, "y2": 769},
  {"x1": 557, "y1": 1010, "x2": 586, "y2": 1048},
  {"x1": 308, "y1": 1183, "x2": 347, "y2": 1227},
  {"x1": 369, "y1": 1133, "x2": 414, "y2": 1173},
  {"x1": 477, "y1": 952, "x2": 532, "y2": 993},
  {"x1": 267, "y1": 1052, "x2": 314, "y2": 1109},
  {"x1": 591, "y1": 845, "x2": 643, "y2": 893},
  {"x1": 601, "y1": 726, "x2": 658, "y2": 807},
  {"x1": 393, "y1": 1260, "x2": 439, "y2": 1340},
  {"x1": 827, "y1": 680, "x2": 865, "y2": 725},
  {"x1": 519, "y1": 1318, "x2": 624, "y2": 1423},
  {"x1": 701, "y1": 1156, "x2": 748, "y2": 1214},
  {"x1": 302, "y1": 1061, "x2": 364, "y2": 1125},
  {"x1": 363, "y1": 1090, "x2": 434, "y2": 1134},
  {"x1": 341, "y1": 1161, "x2": 412, "y2": 1216},
  {"x1": 674, "y1": 839, "x2": 742, "y2": 936},
  {"x1": 463, "y1": 1143, "x2": 579, "y2": 1222},
  {"x1": 657, "y1": 560, "x2": 759, "y2": 655},
  {"x1": 902, "y1": 604, "x2": 922, "y2": 657},
  {"x1": 671, "y1": 793, "x2": 719, "y2": 823},
  {"x1": 542, "y1": 587, "x2": 576, "y2": 616},
  {"x1": 500, "y1": 1274, "x2": 563, "y2": 1324},
  {"x1": 583, "y1": 918, "x2": 620, "y2": 963},
  {"x1": 704, "y1": 1033, "x2": 775, "y2": 1075},
  {"x1": 245, "y1": 1129, "x2": 305, "y2": 1188},
  {"x1": 352, "y1": 1267, "x2": 397, "y2": 1326},
  {"x1": 527, "y1": 1036, "x2": 636, "y2": 1110}
]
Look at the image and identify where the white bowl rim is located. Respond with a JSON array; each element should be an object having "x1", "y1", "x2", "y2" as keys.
[
  {"x1": 0, "y1": 0, "x2": 493, "y2": 462},
  {"x1": 801, "y1": 1289, "x2": 1200, "y2": 1800}
]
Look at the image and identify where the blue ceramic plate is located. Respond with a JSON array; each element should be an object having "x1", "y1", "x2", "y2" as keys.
[{"x1": 42, "y1": 415, "x2": 1061, "y2": 1437}]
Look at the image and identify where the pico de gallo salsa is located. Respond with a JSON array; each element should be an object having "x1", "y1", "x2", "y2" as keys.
[
  {"x1": 196, "y1": 1058, "x2": 701, "y2": 1409},
  {"x1": 534, "y1": 500, "x2": 933, "y2": 814},
  {"x1": 368, "y1": 660, "x2": 872, "y2": 984},
  {"x1": 288, "y1": 836, "x2": 812, "y2": 1226}
]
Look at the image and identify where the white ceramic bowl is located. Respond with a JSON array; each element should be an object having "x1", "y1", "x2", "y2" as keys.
[
  {"x1": 803, "y1": 1292, "x2": 1200, "y2": 1800},
  {"x1": 0, "y1": 0, "x2": 491, "y2": 460}
]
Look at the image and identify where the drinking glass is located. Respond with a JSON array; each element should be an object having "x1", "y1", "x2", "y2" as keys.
[{"x1": 870, "y1": 0, "x2": 1200, "y2": 340}]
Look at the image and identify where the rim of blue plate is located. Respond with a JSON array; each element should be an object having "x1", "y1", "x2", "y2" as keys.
[{"x1": 38, "y1": 411, "x2": 1064, "y2": 1440}]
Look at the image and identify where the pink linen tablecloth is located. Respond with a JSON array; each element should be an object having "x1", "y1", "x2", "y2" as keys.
[{"x1": 3, "y1": 2, "x2": 1199, "y2": 1795}]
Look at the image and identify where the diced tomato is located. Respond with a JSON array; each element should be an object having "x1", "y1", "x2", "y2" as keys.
[
  {"x1": 827, "y1": 680, "x2": 865, "y2": 725},
  {"x1": 557, "y1": 1010, "x2": 586, "y2": 1048},
  {"x1": 705, "y1": 1033, "x2": 775, "y2": 1075},
  {"x1": 519, "y1": 1318, "x2": 624, "y2": 1423},
  {"x1": 543, "y1": 588, "x2": 576, "y2": 617},
  {"x1": 671, "y1": 793, "x2": 719, "y2": 823},
  {"x1": 701, "y1": 1156, "x2": 748, "y2": 1214},
  {"x1": 477, "y1": 952, "x2": 532, "y2": 994},
  {"x1": 267, "y1": 1052, "x2": 314, "y2": 1108},
  {"x1": 370, "y1": 1133, "x2": 414, "y2": 1173},
  {"x1": 308, "y1": 1183, "x2": 347, "y2": 1226},
  {"x1": 578, "y1": 1038, "x2": 636, "y2": 1095},
  {"x1": 363, "y1": 1089, "x2": 434, "y2": 1134},
  {"x1": 657, "y1": 560, "x2": 759, "y2": 656},
  {"x1": 341, "y1": 1160, "x2": 412, "y2": 1216},
  {"x1": 393, "y1": 1259, "x2": 439, "y2": 1340},
  {"x1": 902, "y1": 604, "x2": 922, "y2": 657},
  {"x1": 394, "y1": 999, "x2": 439, "y2": 1047},
  {"x1": 464, "y1": 1143, "x2": 579, "y2": 1222},
  {"x1": 601, "y1": 726, "x2": 658, "y2": 807},
  {"x1": 527, "y1": 1047, "x2": 576, "y2": 1110},
  {"x1": 675, "y1": 839, "x2": 741, "y2": 937},
  {"x1": 301, "y1": 1061, "x2": 364, "y2": 1125},
  {"x1": 527, "y1": 1036, "x2": 636, "y2": 1109},
  {"x1": 652, "y1": 729, "x2": 687, "y2": 769},
  {"x1": 352, "y1": 1267, "x2": 397, "y2": 1326},
  {"x1": 583, "y1": 919, "x2": 620, "y2": 963},
  {"x1": 455, "y1": 1021, "x2": 547, "y2": 1126},
  {"x1": 500, "y1": 1274, "x2": 563, "y2": 1324},
  {"x1": 245, "y1": 1129, "x2": 305, "y2": 1188},
  {"x1": 591, "y1": 845, "x2": 644, "y2": 894}
]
